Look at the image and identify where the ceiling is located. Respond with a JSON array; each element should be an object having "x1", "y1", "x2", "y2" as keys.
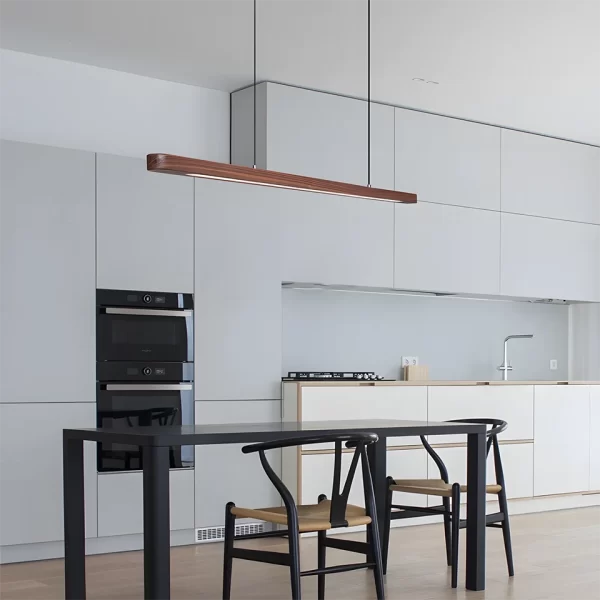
[{"x1": 1, "y1": 0, "x2": 599, "y2": 145}]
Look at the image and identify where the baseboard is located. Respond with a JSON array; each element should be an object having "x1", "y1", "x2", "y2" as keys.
[
  {"x1": 2, "y1": 492, "x2": 599, "y2": 564},
  {"x1": 0, "y1": 529, "x2": 195, "y2": 565}
]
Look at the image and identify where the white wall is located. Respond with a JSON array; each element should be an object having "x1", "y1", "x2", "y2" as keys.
[
  {"x1": 0, "y1": 49, "x2": 229, "y2": 160},
  {"x1": 283, "y1": 288, "x2": 570, "y2": 381},
  {"x1": 569, "y1": 303, "x2": 600, "y2": 380}
]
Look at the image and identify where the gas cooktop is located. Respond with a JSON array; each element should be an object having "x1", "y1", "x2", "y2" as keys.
[{"x1": 284, "y1": 371, "x2": 385, "y2": 381}]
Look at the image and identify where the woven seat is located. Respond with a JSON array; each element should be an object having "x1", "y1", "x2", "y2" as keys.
[
  {"x1": 390, "y1": 478, "x2": 502, "y2": 497},
  {"x1": 231, "y1": 499, "x2": 372, "y2": 532}
]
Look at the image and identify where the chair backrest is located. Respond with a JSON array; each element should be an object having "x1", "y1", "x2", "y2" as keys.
[
  {"x1": 423, "y1": 419, "x2": 508, "y2": 488},
  {"x1": 242, "y1": 432, "x2": 379, "y2": 529}
]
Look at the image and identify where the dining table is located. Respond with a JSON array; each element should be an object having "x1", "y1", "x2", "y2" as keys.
[{"x1": 63, "y1": 418, "x2": 488, "y2": 599}]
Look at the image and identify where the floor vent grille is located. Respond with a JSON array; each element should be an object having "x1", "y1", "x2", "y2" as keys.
[{"x1": 195, "y1": 522, "x2": 265, "y2": 543}]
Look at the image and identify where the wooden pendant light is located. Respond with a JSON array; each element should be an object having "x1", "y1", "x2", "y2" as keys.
[
  {"x1": 147, "y1": 0, "x2": 417, "y2": 205},
  {"x1": 147, "y1": 154, "x2": 417, "y2": 203}
]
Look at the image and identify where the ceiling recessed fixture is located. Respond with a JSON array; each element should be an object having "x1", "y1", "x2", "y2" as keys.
[{"x1": 147, "y1": 0, "x2": 418, "y2": 205}]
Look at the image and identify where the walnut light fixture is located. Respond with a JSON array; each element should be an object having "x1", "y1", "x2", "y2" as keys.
[{"x1": 147, "y1": 0, "x2": 417, "y2": 205}]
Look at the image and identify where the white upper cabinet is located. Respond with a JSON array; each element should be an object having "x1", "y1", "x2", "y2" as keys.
[
  {"x1": 0, "y1": 140, "x2": 95, "y2": 404},
  {"x1": 394, "y1": 202, "x2": 501, "y2": 295},
  {"x1": 194, "y1": 178, "x2": 282, "y2": 400},
  {"x1": 395, "y1": 108, "x2": 501, "y2": 210},
  {"x1": 232, "y1": 82, "x2": 395, "y2": 188},
  {"x1": 501, "y1": 213, "x2": 600, "y2": 301},
  {"x1": 281, "y1": 191, "x2": 395, "y2": 288},
  {"x1": 501, "y1": 130, "x2": 600, "y2": 224},
  {"x1": 96, "y1": 153, "x2": 194, "y2": 293}
]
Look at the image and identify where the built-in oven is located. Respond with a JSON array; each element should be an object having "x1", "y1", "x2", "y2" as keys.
[
  {"x1": 96, "y1": 289, "x2": 193, "y2": 363},
  {"x1": 96, "y1": 362, "x2": 195, "y2": 472}
]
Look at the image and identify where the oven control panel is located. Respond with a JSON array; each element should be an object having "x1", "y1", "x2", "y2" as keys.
[
  {"x1": 97, "y1": 288, "x2": 193, "y2": 309},
  {"x1": 97, "y1": 362, "x2": 194, "y2": 382}
]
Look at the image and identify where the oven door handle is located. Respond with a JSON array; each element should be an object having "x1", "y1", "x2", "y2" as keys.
[
  {"x1": 103, "y1": 384, "x2": 193, "y2": 391},
  {"x1": 103, "y1": 308, "x2": 193, "y2": 317}
]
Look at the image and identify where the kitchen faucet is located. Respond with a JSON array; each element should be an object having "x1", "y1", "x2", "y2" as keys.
[{"x1": 497, "y1": 334, "x2": 534, "y2": 380}]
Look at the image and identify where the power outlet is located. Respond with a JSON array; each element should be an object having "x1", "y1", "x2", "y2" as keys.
[
  {"x1": 549, "y1": 359, "x2": 558, "y2": 371},
  {"x1": 402, "y1": 356, "x2": 419, "y2": 367}
]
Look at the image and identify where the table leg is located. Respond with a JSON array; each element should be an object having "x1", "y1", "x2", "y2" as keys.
[
  {"x1": 466, "y1": 432, "x2": 486, "y2": 591},
  {"x1": 63, "y1": 436, "x2": 86, "y2": 600},
  {"x1": 367, "y1": 437, "x2": 388, "y2": 554},
  {"x1": 143, "y1": 446, "x2": 171, "y2": 600}
]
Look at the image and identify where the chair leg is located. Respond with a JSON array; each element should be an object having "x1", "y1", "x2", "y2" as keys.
[
  {"x1": 317, "y1": 530, "x2": 326, "y2": 600},
  {"x1": 498, "y1": 489, "x2": 515, "y2": 576},
  {"x1": 442, "y1": 496, "x2": 452, "y2": 567},
  {"x1": 451, "y1": 484, "x2": 460, "y2": 589},
  {"x1": 367, "y1": 521, "x2": 386, "y2": 600},
  {"x1": 382, "y1": 478, "x2": 394, "y2": 575},
  {"x1": 288, "y1": 519, "x2": 302, "y2": 600},
  {"x1": 223, "y1": 502, "x2": 235, "y2": 600}
]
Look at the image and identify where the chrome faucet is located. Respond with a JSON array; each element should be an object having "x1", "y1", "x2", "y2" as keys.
[{"x1": 497, "y1": 334, "x2": 534, "y2": 380}]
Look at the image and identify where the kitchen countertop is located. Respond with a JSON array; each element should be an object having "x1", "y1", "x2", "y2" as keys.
[{"x1": 284, "y1": 380, "x2": 600, "y2": 387}]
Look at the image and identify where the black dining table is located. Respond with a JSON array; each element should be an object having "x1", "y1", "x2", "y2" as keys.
[{"x1": 63, "y1": 419, "x2": 488, "y2": 599}]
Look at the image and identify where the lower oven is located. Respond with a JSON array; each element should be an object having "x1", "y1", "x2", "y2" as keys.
[{"x1": 97, "y1": 381, "x2": 194, "y2": 472}]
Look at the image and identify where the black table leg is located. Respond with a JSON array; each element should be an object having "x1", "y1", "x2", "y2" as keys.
[
  {"x1": 367, "y1": 436, "x2": 388, "y2": 554},
  {"x1": 63, "y1": 435, "x2": 86, "y2": 600},
  {"x1": 466, "y1": 432, "x2": 486, "y2": 591},
  {"x1": 143, "y1": 445, "x2": 171, "y2": 600}
]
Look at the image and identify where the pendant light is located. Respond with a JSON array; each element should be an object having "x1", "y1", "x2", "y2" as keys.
[{"x1": 147, "y1": 0, "x2": 417, "y2": 205}]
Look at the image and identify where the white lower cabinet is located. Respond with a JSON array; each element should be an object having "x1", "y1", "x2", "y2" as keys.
[
  {"x1": 301, "y1": 449, "x2": 428, "y2": 508},
  {"x1": 97, "y1": 470, "x2": 194, "y2": 537},
  {"x1": 589, "y1": 387, "x2": 600, "y2": 491},
  {"x1": 427, "y1": 385, "x2": 534, "y2": 444},
  {"x1": 534, "y1": 386, "x2": 591, "y2": 496},
  {"x1": 427, "y1": 443, "x2": 534, "y2": 501},
  {"x1": 297, "y1": 384, "x2": 427, "y2": 448},
  {"x1": 0, "y1": 403, "x2": 97, "y2": 546}
]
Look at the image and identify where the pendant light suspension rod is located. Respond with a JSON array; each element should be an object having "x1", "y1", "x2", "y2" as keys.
[
  {"x1": 367, "y1": 0, "x2": 371, "y2": 187},
  {"x1": 253, "y1": 0, "x2": 257, "y2": 169},
  {"x1": 146, "y1": 0, "x2": 418, "y2": 204}
]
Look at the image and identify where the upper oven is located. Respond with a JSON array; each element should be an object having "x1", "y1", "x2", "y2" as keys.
[{"x1": 96, "y1": 289, "x2": 193, "y2": 363}]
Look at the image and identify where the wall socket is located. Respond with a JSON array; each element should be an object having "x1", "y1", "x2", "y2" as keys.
[
  {"x1": 402, "y1": 356, "x2": 419, "y2": 367},
  {"x1": 549, "y1": 359, "x2": 558, "y2": 371}
]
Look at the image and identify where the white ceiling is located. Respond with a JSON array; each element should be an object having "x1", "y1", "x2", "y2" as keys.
[{"x1": 1, "y1": 0, "x2": 599, "y2": 145}]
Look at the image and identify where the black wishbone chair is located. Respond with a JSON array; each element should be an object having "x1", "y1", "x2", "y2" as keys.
[
  {"x1": 383, "y1": 418, "x2": 514, "y2": 588},
  {"x1": 222, "y1": 432, "x2": 385, "y2": 600}
]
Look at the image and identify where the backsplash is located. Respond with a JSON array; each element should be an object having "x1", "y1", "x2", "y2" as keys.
[{"x1": 282, "y1": 289, "x2": 569, "y2": 381}]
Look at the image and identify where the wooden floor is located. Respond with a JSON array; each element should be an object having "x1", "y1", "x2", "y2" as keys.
[{"x1": 1, "y1": 508, "x2": 599, "y2": 600}]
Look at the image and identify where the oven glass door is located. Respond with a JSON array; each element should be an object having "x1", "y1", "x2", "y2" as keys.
[
  {"x1": 97, "y1": 308, "x2": 193, "y2": 362},
  {"x1": 97, "y1": 383, "x2": 194, "y2": 472}
]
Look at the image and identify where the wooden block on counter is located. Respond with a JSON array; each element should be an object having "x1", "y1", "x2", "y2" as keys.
[{"x1": 404, "y1": 365, "x2": 429, "y2": 381}]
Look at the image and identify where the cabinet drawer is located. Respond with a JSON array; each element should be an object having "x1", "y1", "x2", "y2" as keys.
[
  {"x1": 300, "y1": 386, "x2": 427, "y2": 448},
  {"x1": 426, "y1": 443, "x2": 534, "y2": 500},
  {"x1": 428, "y1": 386, "x2": 534, "y2": 444}
]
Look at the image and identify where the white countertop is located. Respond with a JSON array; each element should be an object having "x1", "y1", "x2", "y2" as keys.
[{"x1": 284, "y1": 380, "x2": 600, "y2": 387}]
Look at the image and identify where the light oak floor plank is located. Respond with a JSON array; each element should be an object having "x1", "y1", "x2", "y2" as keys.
[{"x1": 1, "y1": 507, "x2": 599, "y2": 599}]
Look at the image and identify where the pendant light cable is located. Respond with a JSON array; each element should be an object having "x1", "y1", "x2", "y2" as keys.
[
  {"x1": 367, "y1": 0, "x2": 371, "y2": 187},
  {"x1": 253, "y1": 0, "x2": 257, "y2": 169}
]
